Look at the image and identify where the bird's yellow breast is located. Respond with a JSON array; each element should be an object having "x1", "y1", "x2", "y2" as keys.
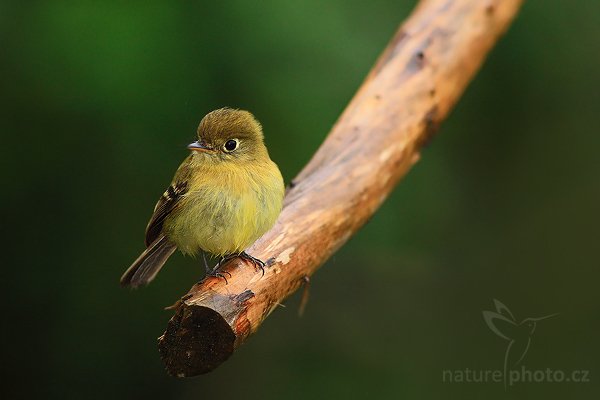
[{"x1": 164, "y1": 160, "x2": 284, "y2": 257}]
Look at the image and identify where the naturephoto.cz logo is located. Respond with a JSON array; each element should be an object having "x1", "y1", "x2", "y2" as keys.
[{"x1": 442, "y1": 299, "x2": 590, "y2": 388}]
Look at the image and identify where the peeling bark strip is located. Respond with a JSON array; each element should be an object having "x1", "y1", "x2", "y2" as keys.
[{"x1": 158, "y1": 0, "x2": 523, "y2": 377}]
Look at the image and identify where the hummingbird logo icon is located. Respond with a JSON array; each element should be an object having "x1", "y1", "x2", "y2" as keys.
[{"x1": 483, "y1": 299, "x2": 557, "y2": 388}]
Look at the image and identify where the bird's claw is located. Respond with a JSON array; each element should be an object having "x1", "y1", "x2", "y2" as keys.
[
  {"x1": 199, "y1": 253, "x2": 229, "y2": 284},
  {"x1": 203, "y1": 252, "x2": 267, "y2": 284},
  {"x1": 208, "y1": 270, "x2": 231, "y2": 284},
  {"x1": 240, "y1": 251, "x2": 266, "y2": 276}
]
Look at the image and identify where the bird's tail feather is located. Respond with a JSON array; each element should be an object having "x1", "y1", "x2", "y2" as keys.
[{"x1": 120, "y1": 235, "x2": 176, "y2": 288}]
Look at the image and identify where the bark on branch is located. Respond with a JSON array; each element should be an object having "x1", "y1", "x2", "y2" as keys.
[{"x1": 158, "y1": 0, "x2": 523, "y2": 377}]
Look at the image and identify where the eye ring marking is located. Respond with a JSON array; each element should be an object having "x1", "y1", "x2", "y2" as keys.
[{"x1": 223, "y1": 138, "x2": 239, "y2": 152}]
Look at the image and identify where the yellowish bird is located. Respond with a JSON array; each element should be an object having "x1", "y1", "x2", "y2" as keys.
[{"x1": 121, "y1": 108, "x2": 284, "y2": 288}]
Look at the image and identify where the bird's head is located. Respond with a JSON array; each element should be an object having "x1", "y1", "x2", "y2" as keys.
[
  {"x1": 188, "y1": 108, "x2": 267, "y2": 163},
  {"x1": 519, "y1": 313, "x2": 558, "y2": 335}
]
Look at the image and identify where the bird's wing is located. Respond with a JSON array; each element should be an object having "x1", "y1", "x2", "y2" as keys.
[
  {"x1": 144, "y1": 181, "x2": 188, "y2": 246},
  {"x1": 144, "y1": 158, "x2": 193, "y2": 246},
  {"x1": 483, "y1": 311, "x2": 518, "y2": 341},
  {"x1": 493, "y1": 299, "x2": 516, "y2": 321}
]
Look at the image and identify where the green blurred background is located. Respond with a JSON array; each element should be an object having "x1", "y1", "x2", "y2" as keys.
[{"x1": 2, "y1": 0, "x2": 599, "y2": 398}]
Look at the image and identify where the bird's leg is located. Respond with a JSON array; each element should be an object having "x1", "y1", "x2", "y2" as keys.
[
  {"x1": 205, "y1": 254, "x2": 233, "y2": 284},
  {"x1": 206, "y1": 252, "x2": 267, "y2": 283},
  {"x1": 199, "y1": 253, "x2": 228, "y2": 284},
  {"x1": 202, "y1": 252, "x2": 232, "y2": 282},
  {"x1": 202, "y1": 253, "x2": 211, "y2": 274},
  {"x1": 239, "y1": 251, "x2": 266, "y2": 276},
  {"x1": 213, "y1": 254, "x2": 236, "y2": 272}
]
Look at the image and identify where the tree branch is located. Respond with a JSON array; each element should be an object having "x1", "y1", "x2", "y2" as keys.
[{"x1": 158, "y1": 0, "x2": 523, "y2": 377}]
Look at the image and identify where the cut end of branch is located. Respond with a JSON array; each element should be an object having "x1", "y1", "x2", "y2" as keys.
[{"x1": 158, "y1": 304, "x2": 236, "y2": 376}]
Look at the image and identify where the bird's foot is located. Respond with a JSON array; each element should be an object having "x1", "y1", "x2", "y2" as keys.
[
  {"x1": 206, "y1": 269, "x2": 232, "y2": 284},
  {"x1": 239, "y1": 251, "x2": 267, "y2": 276},
  {"x1": 203, "y1": 252, "x2": 267, "y2": 283},
  {"x1": 204, "y1": 254, "x2": 235, "y2": 284}
]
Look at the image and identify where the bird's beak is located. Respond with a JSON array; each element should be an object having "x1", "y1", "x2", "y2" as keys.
[
  {"x1": 187, "y1": 140, "x2": 215, "y2": 153},
  {"x1": 530, "y1": 313, "x2": 559, "y2": 322}
]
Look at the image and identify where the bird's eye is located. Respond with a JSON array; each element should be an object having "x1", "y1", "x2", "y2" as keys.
[{"x1": 223, "y1": 139, "x2": 239, "y2": 152}]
